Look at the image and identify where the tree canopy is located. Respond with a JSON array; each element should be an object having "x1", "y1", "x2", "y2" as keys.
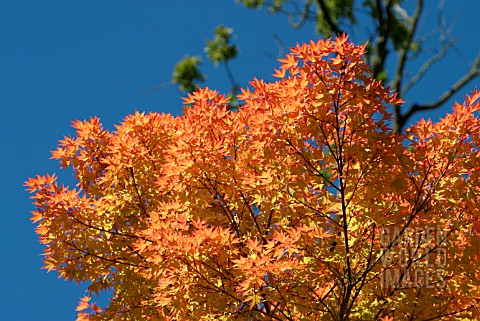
[{"x1": 27, "y1": 35, "x2": 480, "y2": 320}]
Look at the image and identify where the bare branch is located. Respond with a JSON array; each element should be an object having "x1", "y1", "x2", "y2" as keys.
[
  {"x1": 391, "y1": 0, "x2": 424, "y2": 94},
  {"x1": 400, "y1": 53, "x2": 480, "y2": 128},
  {"x1": 261, "y1": 33, "x2": 286, "y2": 61},
  {"x1": 289, "y1": 0, "x2": 314, "y2": 30},
  {"x1": 391, "y1": 0, "x2": 479, "y2": 133},
  {"x1": 224, "y1": 60, "x2": 239, "y2": 96},
  {"x1": 402, "y1": 0, "x2": 456, "y2": 96},
  {"x1": 402, "y1": 38, "x2": 455, "y2": 96},
  {"x1": 136, "y1": 81, "x2": 174, "y2": 93},
  {"x1": 273, "y1": 33, "x2": 285, "y2": 58},
  {"x1": 266, "y1": 0, "x2": 315, "y2": 31}
]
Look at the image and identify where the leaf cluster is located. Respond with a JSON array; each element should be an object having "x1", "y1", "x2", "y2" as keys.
[
  {"x1": 172, "y1": 56, "x2": 205, "y2": 93},
  {"x1": 205, "y1": 25, "x2": 239, "y2": 66}
]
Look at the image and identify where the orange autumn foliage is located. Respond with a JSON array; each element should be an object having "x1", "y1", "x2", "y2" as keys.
[{"x1": 27, "y1": 35, "x2": 480, "y2": 320}]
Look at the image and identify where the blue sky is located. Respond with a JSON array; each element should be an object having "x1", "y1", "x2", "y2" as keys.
[{"x1": 1, "y1": 1, "x2": 478, "y2": 320}]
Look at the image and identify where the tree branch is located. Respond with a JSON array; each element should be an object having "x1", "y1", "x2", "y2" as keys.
[
  {"x1": 315, "y1": 0, "x2": 342, "y2": 35},
  {"x1": 399, "y1": 52, "x2": 480, "y2": 130},
  {"x1": 401, "y1": 0, "x2": 456, "y2": 96},
  {"x1": 372, "y1": 0, "x2": 394, "y2": 79},
  {"x1": 136, "y1": 82, "x2": 174, "y2": 93},
  {"x1": 391, "y1": 0, "x2": 424, "y2": 94},
  {"x1": 391, "y1": 0, "x2": 423, "y2": 133},
  {"x1": 286, "y1": 0, "x2": 314, "y2": 30},
  {"x1": 402, "y1": 38, "x2": 455, "y2": 96},
  {"x1": 224, "y1": 60, "x2": 239, "y2": 96}
]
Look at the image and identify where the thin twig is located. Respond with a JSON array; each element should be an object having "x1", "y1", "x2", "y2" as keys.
[
  {"x1": 402, "y1": 39, "x2": 456, "y2": 95},
  {"x1": 136, "y1": 81, "x2": 174, "y2": 93},
  {"x1": 224, "y1": 60, "x2": 239, "y2": 96}
]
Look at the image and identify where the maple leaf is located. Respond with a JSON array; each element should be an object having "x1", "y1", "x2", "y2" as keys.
[{"x1": 76, "y1": 296, "x2": 90, "y2": 312}]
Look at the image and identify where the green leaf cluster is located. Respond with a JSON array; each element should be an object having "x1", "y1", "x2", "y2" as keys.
[
  {"x1": 205, "y1": 25, "x2": 239, "y2": 65},
  {"x1": 172, "y1": 56, "x2": 205, "y2": 93}
]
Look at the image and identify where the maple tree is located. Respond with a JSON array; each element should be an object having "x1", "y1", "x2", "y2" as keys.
[{"x1": 27, "y1": 35, "x2": 480, "y2": 320}]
